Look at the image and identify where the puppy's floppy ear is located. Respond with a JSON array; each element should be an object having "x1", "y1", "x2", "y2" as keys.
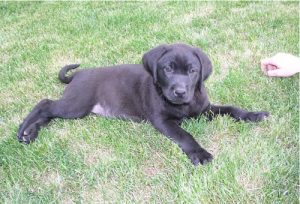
[
  {"x1": 193, "y1": 48, "x2": 213, "y2": 90},
  {"x1": 142, "y1": 44, "x2": 169, "y2": 84}
]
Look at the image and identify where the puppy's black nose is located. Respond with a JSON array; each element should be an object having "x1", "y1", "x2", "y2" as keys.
[{"x1": 174, "y1": 88, "x2": 186, "y2": 98}]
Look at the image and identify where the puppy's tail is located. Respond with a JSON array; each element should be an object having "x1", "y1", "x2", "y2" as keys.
[{"x1": 58, "y1": 64, "x2": 80, "y2": 84}]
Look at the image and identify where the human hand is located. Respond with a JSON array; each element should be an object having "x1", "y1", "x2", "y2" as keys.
[{"x1": 261, "y1": 53, "x2": 300, "y2": 77}]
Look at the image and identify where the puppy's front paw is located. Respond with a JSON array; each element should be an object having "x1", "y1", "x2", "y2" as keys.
[
  {"x1": 244, "y1": 111, "x2": 269, "y2": 122},
  {"x1": 188, "y1": 149, "x2": 213, "y2": 166},
  {"x1": 17, "y1": 124, "x2": 37, "y2": 144}
]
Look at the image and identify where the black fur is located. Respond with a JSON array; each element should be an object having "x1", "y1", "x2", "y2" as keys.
[{"x1": 17, "y1": 43, "x2": 269, "y2": 166}]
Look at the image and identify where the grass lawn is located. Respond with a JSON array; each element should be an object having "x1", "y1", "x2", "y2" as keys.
[{"x1": 0, "y1": 2, "x2": 299, "y2": 203}]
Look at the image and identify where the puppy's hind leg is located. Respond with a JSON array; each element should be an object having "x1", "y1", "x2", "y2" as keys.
[
  {"x1": 17, "y1": 98, "x2": 91, "y2": 144},
  {"x1": 18, "y1": 99, "x2": 52, "y2": 143}
]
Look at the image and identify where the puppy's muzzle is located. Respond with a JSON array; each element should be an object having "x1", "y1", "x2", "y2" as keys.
[{"x1": 173, "y1": 87, "x2": 187, "y2": 98}]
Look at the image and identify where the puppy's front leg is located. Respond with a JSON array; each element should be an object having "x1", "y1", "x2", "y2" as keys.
[
  {"x1": 151, "y1": 119, "x2": 213, "y2": 166},
  {"x1": 205, "y1": 104, "x2": 269, "y2": 122}
]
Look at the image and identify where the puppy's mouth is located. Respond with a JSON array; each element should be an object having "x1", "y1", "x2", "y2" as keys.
[
  {"x1": 170, "y1": 99, "x2": 190, "y2": 105},
  {"x1": 164, "y1": 95, "x2": 191, "y2": 105}
]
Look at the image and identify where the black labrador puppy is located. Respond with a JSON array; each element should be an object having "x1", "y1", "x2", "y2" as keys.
[{"x1": 17, "y1": 43, "x2": 269, "y2": 166}]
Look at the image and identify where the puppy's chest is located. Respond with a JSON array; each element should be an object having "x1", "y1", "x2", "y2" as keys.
[{"x1": 168, "y1": 102, "x2": 203, "y2": 120}]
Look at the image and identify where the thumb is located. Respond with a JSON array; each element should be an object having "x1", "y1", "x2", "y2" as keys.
[
  {"x1": 261, "y1": 57, "x2": 274, "y2": 72},
  {"x1": 261, "y1": 57, "x2": 275, "y2": 66}
]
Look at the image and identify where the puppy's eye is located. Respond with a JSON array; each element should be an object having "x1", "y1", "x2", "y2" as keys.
[
  {"x1": 164, "y1": 67, "x2": 173, "y2": 73},
  {"x1": 188, "y1": 68, "x2": 197, "y2": 74}
]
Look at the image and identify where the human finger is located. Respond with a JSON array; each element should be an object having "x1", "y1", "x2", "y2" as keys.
[{"x1": 267, "y1": 68, "x2": 291, "y2": 77}]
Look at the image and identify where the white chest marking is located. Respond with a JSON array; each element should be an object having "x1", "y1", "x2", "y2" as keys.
[{"x1": 91, "y1": 104, "x2": 112, "y2": 117}]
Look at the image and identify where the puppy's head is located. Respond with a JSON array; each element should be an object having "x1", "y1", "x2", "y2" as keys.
[{"x1": 143, "y1": 43, "x2": 212, "y2": 105}]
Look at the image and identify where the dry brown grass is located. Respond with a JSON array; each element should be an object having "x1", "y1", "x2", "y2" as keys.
[
  {"x1": 68, "y1": 139, "x2": 116, "y2": 166},
  {"x1": 175, "y1": 4, "x2": 215, "y2": 25},
  {"x1": 237, "y1": 172, "x2": 264, "y2": 193},
  {"x1": 142, "y1": 152, "x2": 167, "y2": 177}
]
